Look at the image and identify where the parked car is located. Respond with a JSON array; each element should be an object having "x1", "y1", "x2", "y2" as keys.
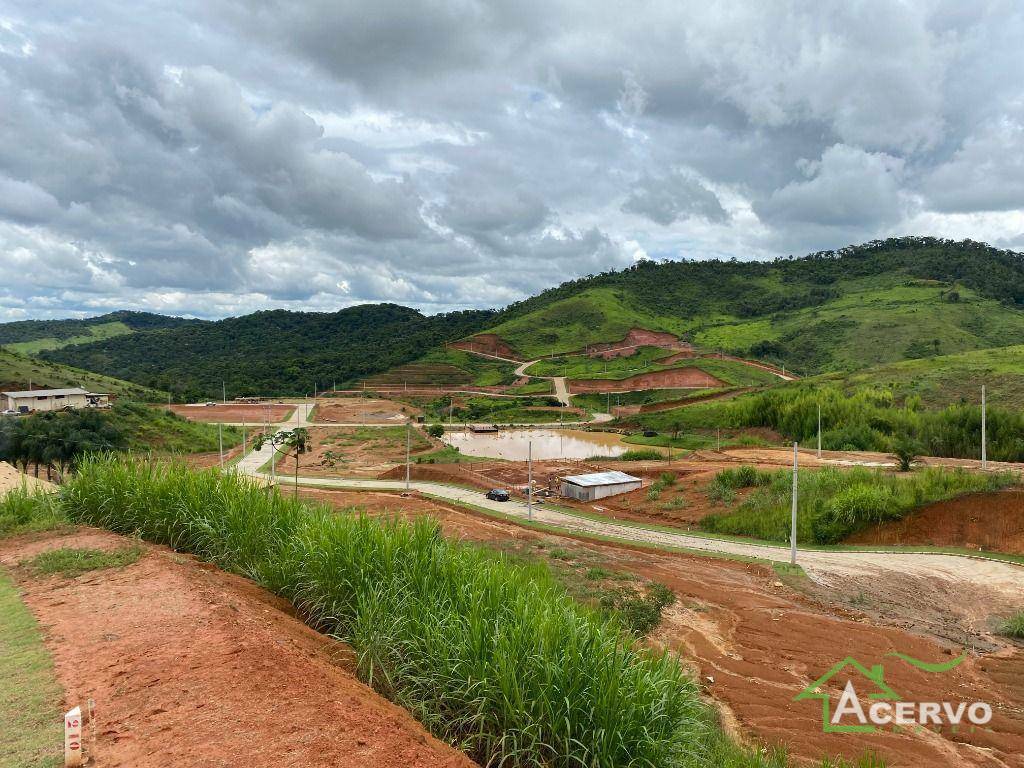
[
  {"x1": 485, "y1": 489, "x2": 510, "y2": 502},
  {"x1": 203, "y1": 401, "x2": 217, "y2": 406},
  {"x1": 1, "y1": 409, "x2": 19, "y2": 416}
]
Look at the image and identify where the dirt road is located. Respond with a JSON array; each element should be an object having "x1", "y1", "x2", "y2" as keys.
[
  {"x1": 235, "y1": 444, "x2": 1024, "y2": 604},
  {"x1": 300, "y1": 488, "x2": 1024, "y2": 768}
]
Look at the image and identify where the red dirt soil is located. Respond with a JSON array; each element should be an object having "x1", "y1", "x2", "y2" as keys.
[
  {"x1": 314, "y1": 397, "x2": 419, "y2": 423},
  {"x1": 0, "y1": 528, "x2": 473, "y2": 768},
  {"x1": 449, "y1": 334, "x2": 521, "y2": 360},
  {"x1": 569, "y1": 366, "x2": 725, "y2": 393},
  {"x1": 578, "y1": 328, "x2": 691, "y2": 359},
  {"x1": 301, "y1": 489, "x2": 1024, "y2": 768},
  {"x1": 168, "y1": 403, "x2": 295, "y2": 423},
  {"x1": 848, "y1": 490, "x2": 1024, "y2": 555}
]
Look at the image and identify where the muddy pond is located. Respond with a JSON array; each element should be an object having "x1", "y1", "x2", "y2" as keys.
[{"x1": 442, "y1": 428, "x2": 659, "y2": 460}]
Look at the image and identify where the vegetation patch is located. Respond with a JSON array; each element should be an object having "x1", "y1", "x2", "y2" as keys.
[
  {"x1": 0, "y1": 569, "x2": 62, "y2": 768},
  {"x1": 1000, "y1": 611, "x2": 1024, "y2": 639},
  {"x1": 702, "y1": 466, "x2": 1017, "y2": 544},
  {"x1": 0, "y1": 488, "x2": 67, "y2": 538},
  {"x1": 23, "y1": 545, "x2": 142, "y2": 578},
  {"x1": 599, "y1": 582, "x2": 676, "y2": 636}
]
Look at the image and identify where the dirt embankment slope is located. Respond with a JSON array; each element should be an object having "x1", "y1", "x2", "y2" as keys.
[
  {"x1": 0, "y1": 461, "x2": 55, "y2": 493},
  {"x1": 0, "y1": 528, "x2": 473, "y2": 768},
  {"x1": 570, "y1": 366, "x2": 725, "y2": 393},
  {"x1": 848, "y1": 490, "x2": 1024, "y2": 555},
  {"x1": 301, "y1": 488, "x2": 1024, "y2": 768}
]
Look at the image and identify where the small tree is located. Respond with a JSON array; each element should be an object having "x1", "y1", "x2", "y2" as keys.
[
  {"x1": 253, "y1": 427, "x2": 309, "y2": 496},
  {"x1": 892, "y1": 436, "x2": 921, "y2": 472},
  {"x1": 427, "y1": 423, "x2": 445, "y2": 438}
]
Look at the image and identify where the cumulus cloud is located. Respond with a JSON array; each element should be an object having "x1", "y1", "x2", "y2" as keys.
[
  {"x1": 622, "y1": 171, "x2": 728, "y2": 225},
  {"x1": 1, "y1": 1, "x2": 1024, "y2": 319}
]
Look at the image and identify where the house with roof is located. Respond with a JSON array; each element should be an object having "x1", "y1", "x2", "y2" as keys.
[
  {"x1": 3, "y1": 387, "x2": 110, "y2": 414},
  {"x1": 559, "y1": 470, "x2": 642, "y2": 501}
]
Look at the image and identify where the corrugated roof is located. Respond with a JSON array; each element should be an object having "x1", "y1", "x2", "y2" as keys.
[
  {"x1": 3, "y1": 387, "x2": 99, "y2": 398},
  {"x1": 562, "y1": 470, "x2": 642, "y2": 487}
]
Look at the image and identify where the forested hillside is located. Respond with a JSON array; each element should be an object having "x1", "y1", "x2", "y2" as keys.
[
  {"x1": 0, "y1": 311, "x2": 201, "y2": 354},
  {"x1": 479, "y1": 237, "x2": 1024, "y2": 371},
  {"x1": 29, "y1": 237, "x2": 1024, "y2": 395},
  {"x1": 42, "y1": 304, "x2": 495, "y2": 399}
]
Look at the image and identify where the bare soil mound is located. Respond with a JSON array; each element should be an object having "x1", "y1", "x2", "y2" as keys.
[
  {"x1": 449, "y1": 334, "x2": 520, "y2": 360},
  {"x1": 581, "y1": 328, "x2": 689, "y2": 359},
  {"x1": 569, "y1": 367, "x2": 725, "y2": 393},
  {"x1": 847, "y1": 490, "x2": 1024, "y2": 555},
  {"x1": 168, "y1": 403, "x2": 295, "y2": 423},
  {"x1": 0, "y1": 528, "x2": 474, "y2": 768},
  {"x1": 0, "y1": 461, "x2": 56, "y2": 493},
  {"x1": 315, "y1": 397, "x2": 418, "y2": 424}
]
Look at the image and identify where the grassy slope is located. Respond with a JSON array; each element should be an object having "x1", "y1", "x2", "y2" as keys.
[
  {"x1": 818, "y1": 344, "x2": 1024, "y2": 409},
  {"x1": 112, "y1": 403, "x2": 243, "y2": 453},
  {"x1": 5, "y1": 321, "x2": 133, "y2": 355},
  {"x1": 0, "y1": 348, "x2": 165, "y2": 401},
  {"x1": 0, "y1": 569, "x2": 62, "y2": 768},
  {"x1": 694, "y1": 280, "x2": 1024, "y2": 373},
  {"x1": 486, "y1": 287, "x2": 685, "y2": 359},
  {"x1": 486, "y1": 280, "x2": 1024, "y2": 375}
]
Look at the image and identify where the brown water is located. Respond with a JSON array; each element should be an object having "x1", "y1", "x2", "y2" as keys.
[{"x1": 442, "y1": 429, "x2": 648, "y2": 460}]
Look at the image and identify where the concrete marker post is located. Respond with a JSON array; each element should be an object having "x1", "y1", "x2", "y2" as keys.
[
  {"x1": 790, "y1": 442, "x2": 799, "y2": 566},
  {"x1": 64, "y1": 706, "x2": 83, "y2": 767}
]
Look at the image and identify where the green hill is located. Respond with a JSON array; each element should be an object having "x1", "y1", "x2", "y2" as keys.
[
  {"x1": 43, "y1": 304, "x2": 495, "y2": 400},
  {"x1": 29, "y1": 237, "x2": 1024, "y2": 399},
  {"x1": 471, "y1": 237, "x2": 1024, "y2": 373},
  {"x1": 0, "y1": 347, "x2": 164, "y2": 401},
  {"x1": 0, "y1": 310, "x2": 200, "y2": 354}
]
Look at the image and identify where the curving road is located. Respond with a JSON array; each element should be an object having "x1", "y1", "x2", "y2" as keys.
[{"x1": 234, "y1": 436, "x2": 1024, "y2": 599}]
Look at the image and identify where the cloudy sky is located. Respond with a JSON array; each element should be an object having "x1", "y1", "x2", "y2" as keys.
[{"x1": 2, "y1": 1, "x2": 1024, "y2": 320}]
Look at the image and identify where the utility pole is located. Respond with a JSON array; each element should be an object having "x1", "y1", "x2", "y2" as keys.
[
  {"x1": 790, "y1": 442, "x2": 799, "y2": 566},
  {"x1": 222, "y1": 381, "x2": 226, "y2": 404},
  {"x1": 218, "y1": 423, "x2": 224, "y2": 468},
  {"x1": 527, "y1": 440, "x2": 533, "y2": 520},
  {"x1": 817, "y1": 402, "x2": 822, "y2": 459},
  {"x1": 271, "y1": 432, "x2": 277, "y2": 483},
  {"x1": 242, "y1": 420, "x2": 247, "y2": 456},
  {"x1": 449, "y1": 396, "x2": 454, "y2": 426},
  {"x1": 981, "y1": 385, "x2": 987, "y2": 470},
  {"x1": 717, "y1": 428, "x2": 721, "y2": 452},
  {"x1": 405, "y1": 423, "x2": 411, "y2": 491}
]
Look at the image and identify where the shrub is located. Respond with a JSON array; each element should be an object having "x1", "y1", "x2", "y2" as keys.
[
  {"x1": 426, "y1": 423, "x2": 445, "y2": 438},
  {"x1": 892, "y1": 436, "x2": 921, "y2": 472},
  {"x1": 0, "y1": 487, "x2": 65, "y2": 537},
  {"x1": 1000, "y1": 611, "x2": 1024, "y2": 639},
  {"x1": 702, "y1": 465, "x2": 1017, "y2": 544},
  {"x1": 59, "y1": 456, "x2": 717, "y2": 768},
  {"x1": 599, "y1": 582, "x2": 676, "y2": 636}
]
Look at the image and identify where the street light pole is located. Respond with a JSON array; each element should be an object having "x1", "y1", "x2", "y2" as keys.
[
  {"x1": 981, "y1": 385, "x2": 987, "y2": 470},
  {"x1": 527, "y1": 440, "x2": 533, "y2": 520},
  {"x1": 817, "y1": 403, "x2": 822, "y2": 459},
  {"x1": 790, "y1": 442, "x2": 799, "y2": 566},
  {"x1": 405, "y1": 423, "x2": 411, "y2": 491}
]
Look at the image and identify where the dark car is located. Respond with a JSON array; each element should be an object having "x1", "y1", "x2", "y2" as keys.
[{"x1": 485, "y1": 489, "x2": 511, "y2": 502}]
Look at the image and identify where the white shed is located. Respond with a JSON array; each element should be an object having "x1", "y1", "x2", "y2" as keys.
[
  {"x1": 560, "y1": 470, "x2": 643, "y2": 502},
  {"x1": 3, "y1": 388, "x2": 109, "y2": 413}
]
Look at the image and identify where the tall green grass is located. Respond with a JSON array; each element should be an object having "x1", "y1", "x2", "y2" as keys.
[
  {"x1": 702, "y1": 466, "x2": 1017, "y2": 544},
  {"x1": 59, "y1": 456, "x2": 710, "y2": 767},
  {"x1": 1001, "y1": 611, "x2": 1024, "y2": 639},
  {"x1": 0, "y1": 487, "x2": 66, "y2": 537}
]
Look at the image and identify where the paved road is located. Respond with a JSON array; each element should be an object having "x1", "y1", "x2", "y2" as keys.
[{"x1": 233, "y1": 450, "x2": 1024, "y2": 597}]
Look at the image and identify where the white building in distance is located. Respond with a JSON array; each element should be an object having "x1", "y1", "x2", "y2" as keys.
[
  {"x1": 3, "y1": 387, "x2": 110, "y2": 414},
  {"x1": 560, "y1": 470, "x2": 643, "y2": 502}
]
